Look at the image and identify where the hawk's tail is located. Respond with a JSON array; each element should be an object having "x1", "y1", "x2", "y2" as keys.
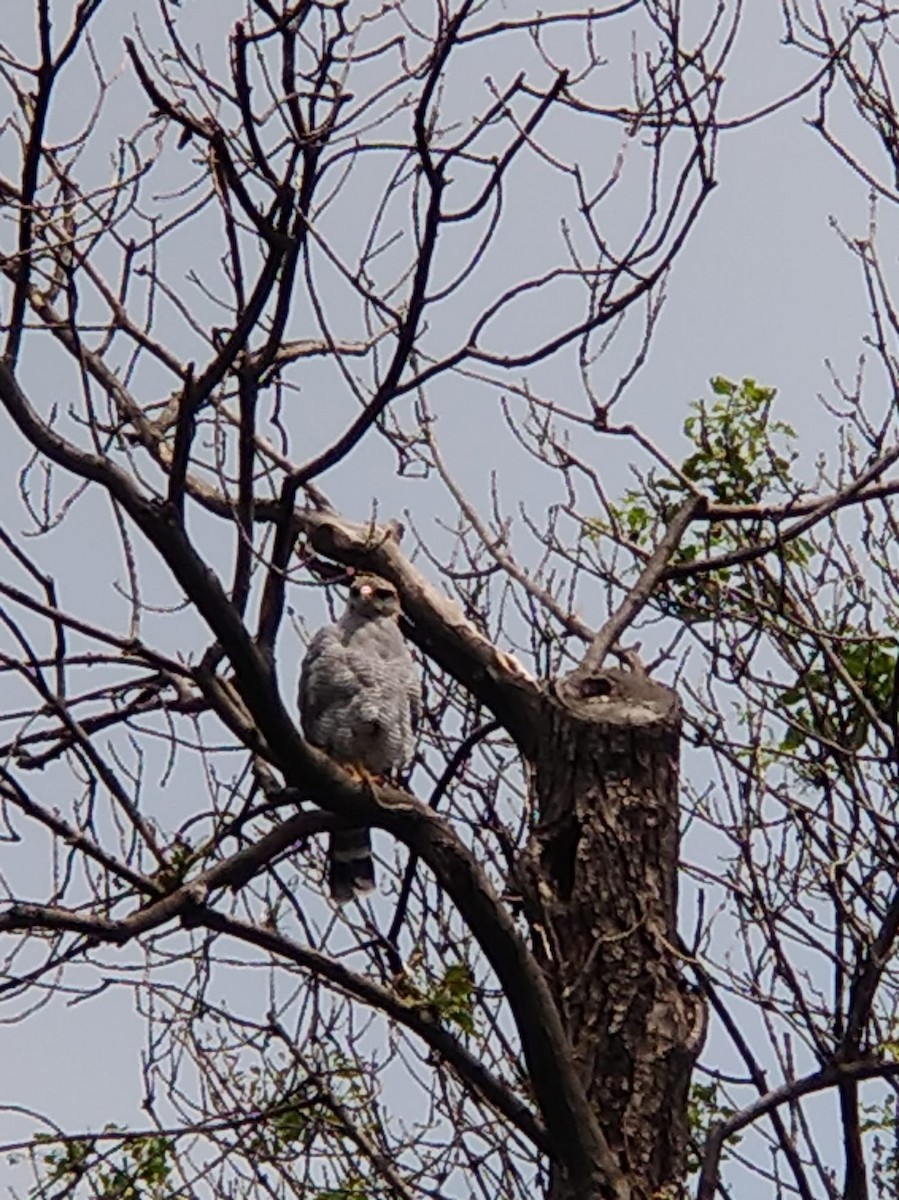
[{"x1": 328, "y1": 827, "x2": 375, "y2": 903}]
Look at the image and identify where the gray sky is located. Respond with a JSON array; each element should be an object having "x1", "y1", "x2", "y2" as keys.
[{"x1": 0, "y1": 0, "x2": 892, "y2": 1193}]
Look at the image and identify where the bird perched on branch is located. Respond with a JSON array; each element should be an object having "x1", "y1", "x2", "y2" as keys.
[{"x1": 298, "y1": 574, "x2": 421, "y2": 902}]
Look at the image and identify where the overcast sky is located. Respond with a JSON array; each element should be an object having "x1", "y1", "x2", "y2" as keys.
[{"x1": 0, "y1": 0, "x2": 893, "y2": 1193}]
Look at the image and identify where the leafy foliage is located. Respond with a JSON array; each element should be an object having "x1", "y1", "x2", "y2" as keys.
[
  {"x1": 861, "y1": 1096, "x2": 899, "y2": 1200},
  {"x1": 29, "y1": 1134, "x2": 172, "y2": 1200},
  {"x1": 777, "y1": 633, "x2": 898, "y2": 754},
  {"x1": 396, "y1": 960, "x2": 478, "y2": 1034},
  {"x1": 602, "y1": 376, "x2": 803, "y2": 557},
  {"x1": 681, "y1": 376, "x2": 798, "y2": 505},
  {"x1": 685, "y1": 1081, "x2": 740, "y2": 1175},
  {"x1": 592, "y1": 376, "x2": 898, "y2": 760}
]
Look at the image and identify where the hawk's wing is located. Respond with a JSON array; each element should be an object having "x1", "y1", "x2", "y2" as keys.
[
  {"x1": 407, "y1": 663, "x2": 423, "y2": 736},
  {"x1": 298, "y1": 625, "x2": 362, "y2": 739}
]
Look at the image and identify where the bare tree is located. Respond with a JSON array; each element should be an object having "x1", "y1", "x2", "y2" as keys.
[{"x1": 5, "y1": 2, "x2": 899, "y2": 1198}]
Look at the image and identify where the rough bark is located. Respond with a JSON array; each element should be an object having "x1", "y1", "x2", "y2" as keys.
[{"x1": 522, "y1": 665, "x2": 707, "y2": 1198}]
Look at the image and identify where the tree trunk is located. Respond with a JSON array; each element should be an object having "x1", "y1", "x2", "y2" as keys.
[{"x1": 522, "y1": 666, "x2": 707, "y2": 1198}]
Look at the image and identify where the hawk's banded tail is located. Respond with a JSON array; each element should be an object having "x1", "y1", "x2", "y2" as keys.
[{"x1": 328, "y1": 827, "x2": 375, "y2": 902}]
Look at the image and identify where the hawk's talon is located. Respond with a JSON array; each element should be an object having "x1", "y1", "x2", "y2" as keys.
[{"x1": 344, "y1": 764, "x2": 386, "y2": 795}]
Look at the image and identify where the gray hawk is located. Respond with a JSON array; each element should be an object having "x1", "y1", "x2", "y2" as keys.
[{"x1": 298, "y1": 574, "x2": 421, "y2": 902}]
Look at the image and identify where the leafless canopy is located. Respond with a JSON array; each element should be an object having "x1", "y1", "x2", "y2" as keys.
[{"x1": 3, "y1": 1, "x2": 899, "y2": 1198}]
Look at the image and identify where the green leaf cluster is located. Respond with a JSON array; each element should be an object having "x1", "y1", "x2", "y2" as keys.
[
  {"x1": 681, "y1": 376, "x2": 798, "y2": 504},
  {"x1": 590, "y1": 376, "x2": 812, "y2": 635},
  {"x1": 429, "y1": 962, "x2": 477, "y2": 1033},
  {"x1": 31, "y1": 1133, "x2": 173, "y2": 1200},
  {"x1": 255, "y1": 1057, "x2": 367, "y2": 1155},
  {"x1": 316, "y1": 1184, "x2": 371, "y2": 1200},
  {"x1": 686, "y1": 1081, "x2": 740, "y2": 1174},
  {"x1": 397, "y1": 961, "x2": 477, "y2": 1034},
  {"x1": 777, "y1": 634, "x2": 897, "y2": 754},
  {"x1": 861, "y1": 1095, "x2": 899, "y2": 1199},
  {"x1": 595, "y1": 378, "x2": 807, "y2": 594},
  {"x1": 602, "y1": 376, "x2": 800, "y2": 551}
]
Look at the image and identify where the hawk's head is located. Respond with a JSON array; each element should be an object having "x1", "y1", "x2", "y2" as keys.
[{"x1": 348, "y1": 574, "x2": 401, "y2": 620}]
